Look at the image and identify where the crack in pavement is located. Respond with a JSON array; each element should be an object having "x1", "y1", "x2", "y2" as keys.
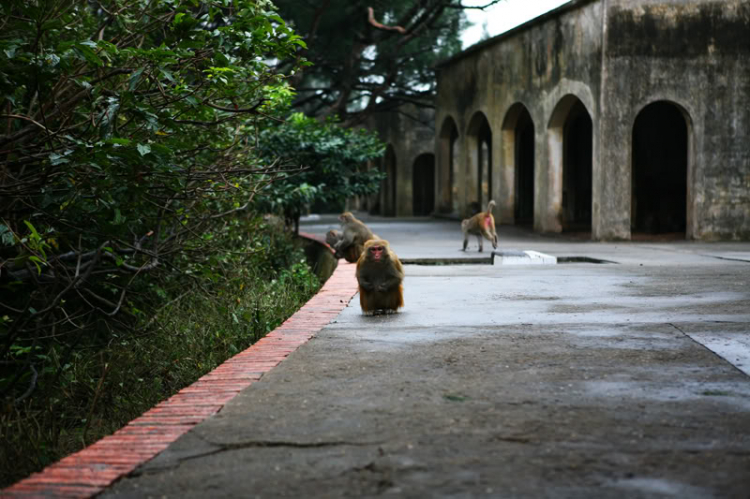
[
  {"x1": 201, "y1": 439, "x2": 386, "y2": 452},
  {"x1": 132, "y1": 438, "x2": 386, "y2": 477}
]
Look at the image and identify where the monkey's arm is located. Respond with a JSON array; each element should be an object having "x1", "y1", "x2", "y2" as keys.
[
  {"x1": 357, "y1": 266, "x2": 377, "y2": 291},
  {"x1": 376, "y1": 275, "x2": 403, "y2": 291},
  {"x1": 335, "y1": 228, "x2": 355, "y2": 250},
  {"x1": 375, "y1": 262, "x2": 404, "y2": 291},
  {"x1": 358, "y1": 275, "x2": 376, "y2": 291}
]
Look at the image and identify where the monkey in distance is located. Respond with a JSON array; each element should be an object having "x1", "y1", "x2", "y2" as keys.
[
  {"x1": 356, "y1": 239, "x2": 404, "y2": 314},
  {"x1": 331, "y1": 212, "x2": 375, "y2": 263},
  {"x1": 461, "y1": 200, "x2": 498, "y2": 252}
]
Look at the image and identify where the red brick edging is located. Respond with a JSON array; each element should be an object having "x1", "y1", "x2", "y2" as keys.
[{"x1": 2, "y1": 260, "x2": 358, "y2": 498}]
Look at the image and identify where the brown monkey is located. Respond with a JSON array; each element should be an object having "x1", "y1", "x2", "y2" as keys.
[
  {"x1": 461, "y1": 200, "x2": 498, "y2": 252},
  {"x1": 356, "y1": 239, "x2": 404, "y2": 314},
  {"x1": 326, "y1": 229, "x2": 342, "y2": 250},
  {"x1": 334, "y1": 212, "x2": 375, "y2": 263},
  {"x1": 326, "y1": 229, "x2": 360, "y2": 263}
]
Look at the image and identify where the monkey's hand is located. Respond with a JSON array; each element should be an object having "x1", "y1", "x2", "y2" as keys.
[
  {"x1": 358, "y1": 279, "x2": 375, "y2": 291},
  {"x1": 378, "y1": 275, "x2": 402, "y2": 291}
]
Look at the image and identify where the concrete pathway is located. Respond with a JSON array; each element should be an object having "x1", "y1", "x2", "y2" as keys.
[{"x1": 98, "y1": 218, "x2": 750, "y2": 498}]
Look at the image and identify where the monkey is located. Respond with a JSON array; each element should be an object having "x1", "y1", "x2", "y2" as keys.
[
  {"x1": 326, "y1": 229, "x2": 360, "y2": 263},
  {"x1": 333, "y1": 212, "x2": 375, "y2": 263},
  {"x1": 461, "y1": 200, "x2": 498, "y2": 252},
  {"x1": 326, "y1": 229, "x2": 342, "y2": 249},
  {"x1": 356, "y1": 239, "x2": 404, "y2": 314}
]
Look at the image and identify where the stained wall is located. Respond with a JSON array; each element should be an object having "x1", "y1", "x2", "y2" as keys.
[{"x1": 433, "y1": 0, "x2": 750, "y2": 240}]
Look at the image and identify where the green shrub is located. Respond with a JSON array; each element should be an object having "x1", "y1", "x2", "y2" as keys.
[
  {"x1": 0, "y1": 219, "x2": 320, "y2": 487},
  {"x1": 0, "y1": 0, "x2": 306, "y2": 406},
  {"x1": 254, "y1": 113, "x2": 386, "y2": 230}
]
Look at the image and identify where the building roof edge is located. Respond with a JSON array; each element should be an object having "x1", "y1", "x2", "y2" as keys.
[{"x1": 436, "y1": 0, "x2": 600, "y2": 70}]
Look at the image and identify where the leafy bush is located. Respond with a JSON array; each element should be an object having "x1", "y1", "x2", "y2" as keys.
[
  {"x1": 0, "y1": 218, "x2": 320, "y2": 487},
  {"x1": 0, "y1": 0, "x2": 326, "y2": 486},
  {"x1": 255, "y1": 113, "x2": 385, "y2": 230},
  {"x1": 0, "y1": 0, "x2": 304, "y2": 401}
]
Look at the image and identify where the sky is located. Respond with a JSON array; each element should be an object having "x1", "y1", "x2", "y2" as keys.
[{"x1": 461, "y1": 0, "x2": 571, "y2": 48}]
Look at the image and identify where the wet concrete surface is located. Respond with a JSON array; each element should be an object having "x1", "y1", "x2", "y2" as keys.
[{"x1": 105, "y1": 217, "x2": 750, "y2": 498}]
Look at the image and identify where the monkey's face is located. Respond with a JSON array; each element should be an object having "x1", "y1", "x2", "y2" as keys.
[{"x1": 368, "y1": 245, "x2": 385, "y2": 262}]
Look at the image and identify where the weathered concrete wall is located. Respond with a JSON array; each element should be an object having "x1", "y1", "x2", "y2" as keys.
[
  {"x1": 434, "y1": 0, "x2": 750, "y2": 240},
  {"x1": 366, "y1": 105, "x2": 435, "y2": 217},
  {"x1": 436, "y1": 0, "x2": 603, "y2": 231},
  {"x1": 600, "y1": 0, "x2": 750, "y2": 240}
]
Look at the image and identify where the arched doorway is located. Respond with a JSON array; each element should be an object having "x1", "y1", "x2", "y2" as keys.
[
  {"x1": 412, "y1": 153, "x2": 435, "y2": 216},
  {"x1": 501, "y1": 103, "x2": 535, "y2": 226},
  {"x1": 383, "y1": 144, "x2": 397, "y2": 217},
  {"x1": 562, "y1": 100, "x2": 593, "y2": 232},
  {"x1": 438, "y1": 117, "x2": 459, "y2": 214},
  {"x1": 632, "y1": 102, "x2": 689, "y2": 236},
  {"x1": 467, "y1": 112, "x2": 492, "y2": 213},
  {"x1": 548, "y1": 94, "x2": 593, "y2": 234},
  {"x1": 515, "y1": 109, "x2": 535, "y2": 225}
]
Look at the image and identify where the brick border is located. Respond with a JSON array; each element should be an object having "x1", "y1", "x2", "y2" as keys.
[{"x1": 2, "y1": 254, "x2": 357, "y2": 498}]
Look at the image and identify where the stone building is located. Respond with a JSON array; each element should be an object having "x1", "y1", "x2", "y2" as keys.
[
  {"x1": 360, "y1": 104, "x2": 436, "y2": 217},
  {"x1": 431, "y1": 0, "x2": 749, "y2": 240}
]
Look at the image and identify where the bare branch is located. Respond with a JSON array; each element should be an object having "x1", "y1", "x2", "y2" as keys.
[{"x1": 367, "y1": 7, "x2": 407, "y2": 34}]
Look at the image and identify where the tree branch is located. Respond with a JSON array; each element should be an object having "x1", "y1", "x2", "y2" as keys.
[{"x1": 367, "y1": 7, "x2": 406, "y2": 34}]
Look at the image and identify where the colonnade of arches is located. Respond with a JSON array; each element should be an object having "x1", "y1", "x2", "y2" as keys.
[
  {"x1": 437, "y1": 96, "x2": 691, "y2": 238},
  {"x1": 374, "y1": 146, "x2": 437, "y2": 218}
]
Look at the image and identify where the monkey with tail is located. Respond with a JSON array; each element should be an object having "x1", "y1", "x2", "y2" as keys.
[{"x1": 461, "y1": 200, "x2": 498, "y2": 252}]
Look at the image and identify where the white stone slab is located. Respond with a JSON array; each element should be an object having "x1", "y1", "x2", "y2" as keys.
[
  {"x1": 493, "y1": 250, "x2": 557, "y2": 265},
  {"x1": 684, "y1": 331, "x2": 750, "y2": 377}
]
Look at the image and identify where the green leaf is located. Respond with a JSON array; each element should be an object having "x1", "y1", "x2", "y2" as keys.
[
  {"x1": 137, "y1": 143, "x2": 151, "y2": 156},
  {"x1": 28, "y1": 256, "x2": 44, "y2": 275},
  {"x1": 23, "y1": 221, "x2": 40, "y2": 240},
  {"x1": 74, "y1": 43, "x2": 103, "y2": 66},
  {"x1": 160, "y1": 67, "x2": 176, "y2": 83},
  {"x1": 49, "y1": 153, "x2": 70, "y2": 165},
  {"x1": 129, "y1": 67, "x2": 145, "y2": 91},
  {"x1": 113, "y1": 208, "x2": 125, "y2": 225},
  {"x1": 0, "y1": 224, "x2": 15, "y2": 246},
  {"x1": 443, "y1": 394, "x2": 468, "y2": 402},
  {"x1": 106, "y1": 138, "x2": 132, "y2": 146}
]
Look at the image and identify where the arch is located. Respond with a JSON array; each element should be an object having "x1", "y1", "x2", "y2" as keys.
[
  {"x1": 631, "y1": 101, "x2": 691, "y2": 238},
  {"x1": 412, "y1": 153, "x2": 435, "y2": 216},
  {"x1": 501, "y1": 103, "x2": 535, "y2": 226},
  {"x1": 467, "y1": 111, "x2": 492, "y2": 212},
  {"x1": 437, "y1": 116, "x2": 460, "y2": 214},
  {"x1": 563, "y1": 100, "x2": 593, "y2": 232},
  {"x1": 382, "y1": 144, "x2": 397, "y2": 217},
  {"x1": 547, "y1": 94, "x2": 593, "y2": 234}
]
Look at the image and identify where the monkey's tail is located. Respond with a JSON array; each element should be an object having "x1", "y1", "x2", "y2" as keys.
[{"x1": 486, "y1": 200, "x2": 496, "y2": 213}]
